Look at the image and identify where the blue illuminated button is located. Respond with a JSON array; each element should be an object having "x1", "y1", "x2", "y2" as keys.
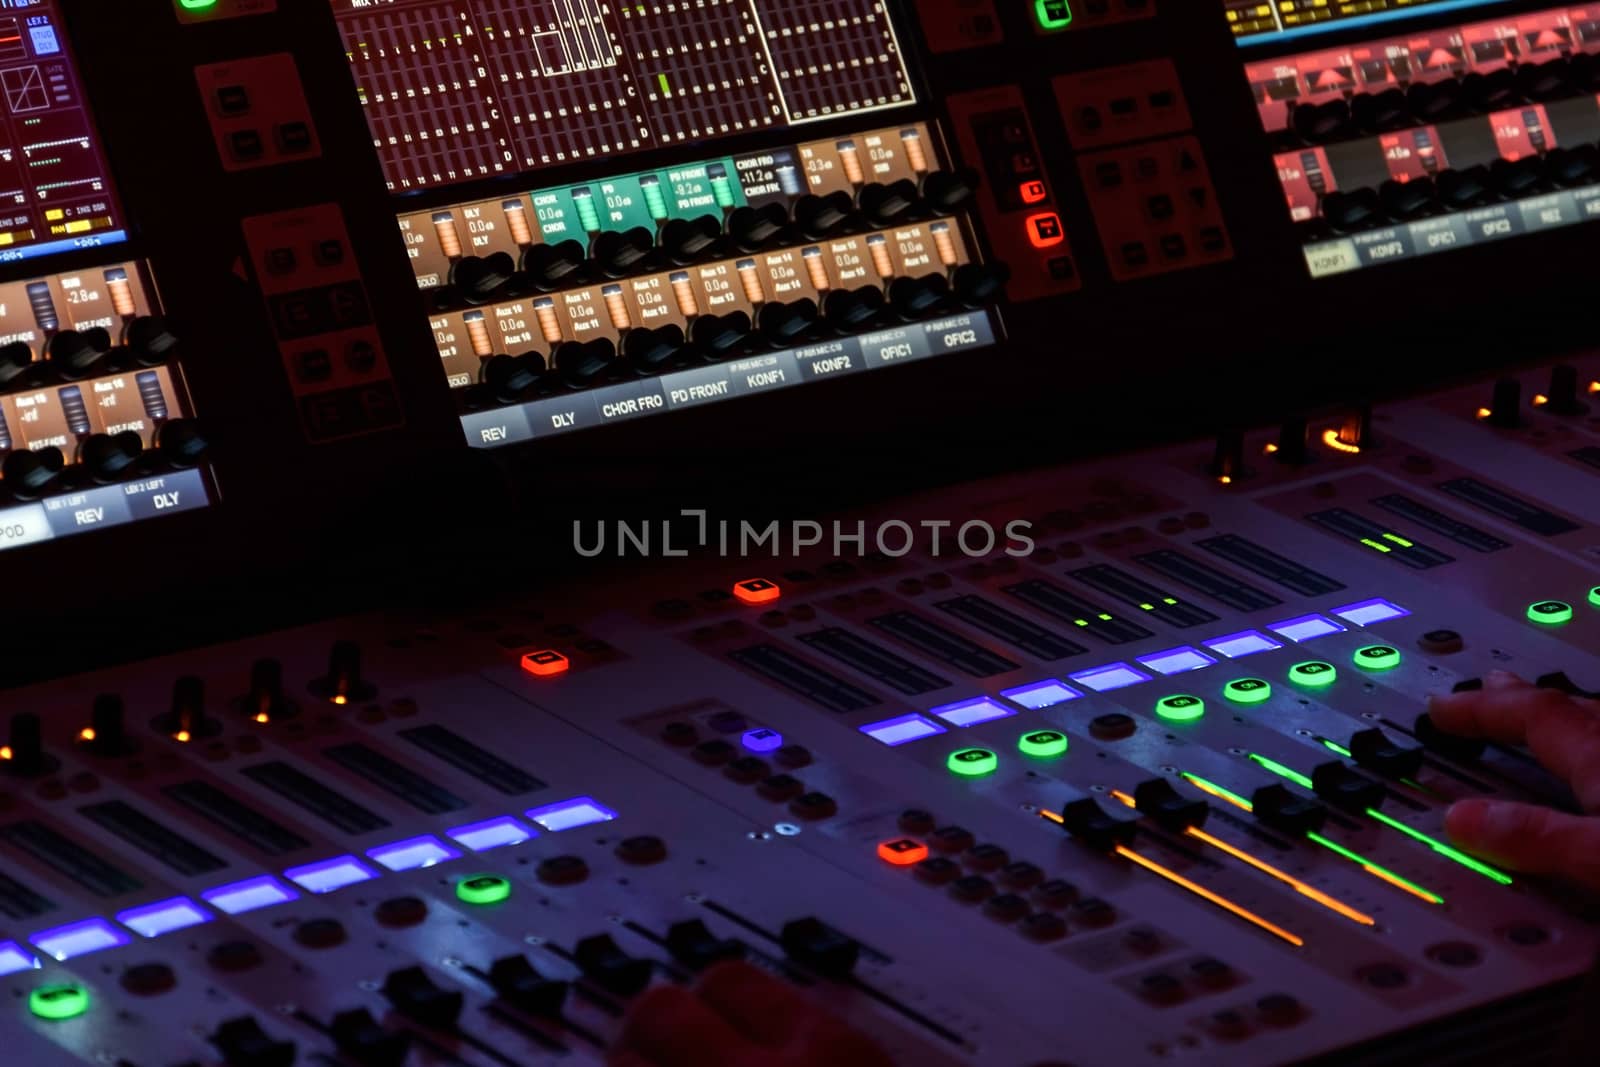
[
  {"x1": 947, "y1": 747, "x2": 998, "y2": 777},
  {"x1": 1155, "y1": 695, "x2": 1205, "y2": 722},
  {"x1": 741, "y1": 728, "x2": 783, "y2": 753},
  {"x1": 0, "y1": 941, "x2": 39, "y2": 977},
  {"x1": 526, "y1": 796, "x2": 618, "y2": 832},
  {"x1": 1353, "y1": 645, "x2": 1401, "y2": 670},
  {"x1": 1289, "y1": 661, "x2": 1337, "y2": 687},
  {"x1": 1527, "y1": 600, "x2": 1573, "y2": 625},
  {"x1": 117, "y1": 897, "x2": 212, "y2": 939},
  {"x1": 1224, "y1": 678, "x2": 1272, "y2": 705}
]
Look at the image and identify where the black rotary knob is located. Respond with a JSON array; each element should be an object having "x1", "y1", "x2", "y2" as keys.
[
  {"x1": 1436, "y1": 165, "x2": 1493, "y2": 210},
  {"x1": 1462, "y1": 69, "x2": 1518, "y2": 113},
  {"x1": 522, "y1": 240, "x2": 587, "y2": 289},
  {"x1": 123, "y1": 316, "x2": 179, "y2": 365},
  {"x1": 1292, "y1": 98, "x2": 1352, "y2": 143},
  {"x1": 3, "y1": 712, "x2": 56, "y2": 776},
  {"x1": 80, "y1": 431, "x2": 144, "y2": 482},
  {"x1": 1333, "y1": 405, "x2": 1376, "y2": 451},
  {"x1": 859, "y1": 179, "x2": 919, "y2": 226},
  {"x1": 624, "y1": 325, "x2": 686, "y2": 374},
  {"x1": 1350, "y1": 89, "x2": 1409, "y2": 132},
  {"x1": 1274, "y1": 416, "x2": 1311, "y2": 465},
  {"x1": 823, "y1": 287, "x2": 884, "y2": 332},
  {"x1": 488, "y1": 955, "x2": 569, "y2": 1017},
  {"x1": 921, "y1": 168, "x2": 978, "y2": 213},
  {"x1": 593, "y1": 227, "x2": 654, "y2": 277},
  {"x1": 1321, "y1": 189, "x2": 1382, "y2": 232},
  {"x1": 211, "y1": 1016, "x2": 296, "y2": 1067},
  {"x1": 691, "y1": 311, "x2": 751, "y2": 358},
  {"x1": 951, "y1": 261, "x2": 1009, "y2": 307},
  {"x1": 84, "y1": 693, "x2": 133, "y2": 756},
  {"x1": 1378, "y1": 177, "x2": 1436, "y2": 221},
  {"x1": 1543, "y1": 364, "x2": 1589, "y2": 416},
  {"x1": 450, "y1": 253, "x2": 516, "y2": 303},
  {"x1": 726, "y1": 204, "x2": 787, "y2": 252},
  {"x1": 1489, "y1": 157, "x2": 1546, "y2": 199},
  {"x1": 661, "y1": 215, "x2": 722, "y2": 264},
  {"x1": 794, "y1": 192, "x2": 853, "y2": 239},
  {"x1": 1406, "y1": 79, "x2": 1464, "y2": 124},
  {"x1": 311, "y1": 640, "x2": 376, "y2": 705},
  {"x1": 0, "y1": 341, "x2": 34, "y2": 386},
  {"x1": 1544, "y1": 144, "x2": 1598, "y2": 188},
  {"x1": 758, "y1": 298, "x2": 818, "y2": 345},
  {"x1": 157, "y1": 675, "x2": 221, "y2": 740},
  {"x1": 48, "y1": 329, "x2": 111, "y2": 379},
  {"x1": 554, "y1": 338, "x2": 615, "y2": 387},
  {"x1": 2, "y1": 446, "x2": 65, "y2": 499},
  {"x1": 245, "y1": 658, "x2": 297, "y2": 722},
  {"x1": 157, "y1": 420, "x2": 208, "y2": 468},
  {"x1": 382, "y1": 966, "x2": 464, "y2": 1028},
  {"x1": 483, "y1": 353, "x2": 545, "y2": 401},
  {"x1": 1484, "y1": 378, "x2": 1522, "y2": 428},
  {"x1": 888, "y1": 274, "x2": 949, "y2": 319},
  {"x1": 1208, "y1": 429, "x2": 1245, "y2": 482}
]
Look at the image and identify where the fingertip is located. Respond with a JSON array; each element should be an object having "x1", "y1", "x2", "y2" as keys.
[
  {"x1": 1445, "y1": 798, "x2": 1491, "y2": 846},
  {"x1": 1484, "y1": 670, "x2": 1529, "y2": 690}
]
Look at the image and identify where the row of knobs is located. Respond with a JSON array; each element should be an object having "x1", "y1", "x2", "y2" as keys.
[
  {"x1": 1283, "y1": 57, "x2": 1600, "y2": 148},
  {"x1": 1, "y1": 419, "x2": 207, "y2": 500},
  {"x1": 472, "y1": 263, "x2": 1009, "y2": 402},
  {"x1": 0, "y1": 316, "x2": 178, "y2": 393},
  {"x1": 1317, "y1": 148, "x2": 1599, "y2": 234},
  {"x1": 1480, "y1": 365, "x2": 1591, "y2": 425},
  {"x1": 0, "y1": 642, "x2": 371, "y2": 773},
  {"x1": 446, "y1": 170, "x2": 979, "y2": 305}
]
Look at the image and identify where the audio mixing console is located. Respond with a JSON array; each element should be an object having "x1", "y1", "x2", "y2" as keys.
[{"x1": 3, "y1": 356, "x2": 1598, "y2": 1066}]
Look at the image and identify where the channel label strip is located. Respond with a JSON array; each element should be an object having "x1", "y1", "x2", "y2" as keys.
[
  {"x1": 728, "y1": 645, "x2": 881, "y2": 713},
  {"x1": 0, "y1": 820, "x2": 143, "y2": 898},
  {"x1": 1197, "y1": 534, "x2": 1345, "y2": 595},
  {"x1": 868, "y1": 611, "x2": 1019, "y2": 677},
  {"x1": 933, "y1": 594, "x2": 1087, "y2": 660},
  {"x1": 163, "y1": 780, "x2": 313, "y2": 857},
  {"x1": 1371, "y1": 494, "x2": 1510, "y2": 553},
  {"x1": 400, "y1": 725, "x2": 547, "y2": 797},
  {"x1": 323, "y1": 743, "x2": 469, "y2": 815},
  {"x1": 797, "y1": 628, "x2": 950, "y2": 695},
  {"x1": 1436, "y1": 478, "x2": 1581, "y2": 536},
  {"x1": 78, "y1": 800, "x2": 229, "y2": 877},
  {"x1": 1000, "y1": 579, "x2": 1152, "y2": 644},
  {"x1": 1133, "y1": 550, "x2": 1282, "y2": 612},
  {"x1": 1068, "y1": 564, "x2": 1219, "y2": 628},
  {"x1": 1305, "y1": 510, "x2": 1454, "y2": 569},
  {"x1": 241, "y1": 762, "x2": 392, "y2": 836}
]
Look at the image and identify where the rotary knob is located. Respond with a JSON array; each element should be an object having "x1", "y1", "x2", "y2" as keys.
[
  {"x1": 823, "y1": 287, "x2": 884, "y2": 332},
  {"x1": 920, "y1": 168, "x2": 978, "y2": 213},
  {"x1": 522, "y1": 240, "x2": 587, "y2": 289},
  {"x1": 555, "y1": 339, "x2": 615, "y2": 387},
  {"x1": 2, "y1": 447, "x2": 65, "y2": 499},
  {"x1": 124, "y1": 316, "x2": 180, "y2": 366},
  {"x1": 593, "y1": 227, "x2": 654, "y2": 277},
  {"x1": 624, "y1": 324, "x2": 687, "y2": 374},
  {"x1": 1208, "y1": 429, "x2": 1245, "y2": 482},
  {"x1": 0, "y1": 341, "x2": 35, "y2": 386},
  {"x1": 3, "y1": 712, "x2": 56, "y2": 776},
  {"x1": 450, "y1": 253, "x2": 516, "y2": 304},
  {"x1": 726, "y1": 204, "x2": 788, "y2": 252},
  {"x1": 660, "y1": 215, "x2": 721, "y2": 264},
  {"x1": 758, "y1": 299, "x2": 818, "y2": 345},
  {"x1": 858, "y1": 179, "x2": 919, "y2": 226},
  {"x1": 80, "y1": 431, "x2": 144, "y2": 482},
  {"x1": 1482, "y1": 378, "x2": 1522, "y2": 428},
  {"x1": 888, "y1": 274, "x2": 949, "y2": 320},
  {"x1": 48, "y1": 328, "x2": 111, "y2": 379},
  {"x1": 951, "y1": 262, "x2": 1008, "y2": 307},
  {"x1": 155, "y1": 676, "x2": 221, "y2": 741},
  {"x1": 483, "y1": 353, "x2": 546, "y2": 402},
  {"x1": 310, "y1": 640, "x2": 376, "y2": 705},
  {"x1": 1542, "y1": 364, "x2": 1589, "y2": 416},
  {"x1": 157, "y1": 420, "x2": 208, "y2": 468},
  {"x1": 793, "y1": 192, "x2": 853, "y2": 239},
  {"x1": 691, "y1": 311, "x2": 752, "y2": 358}
]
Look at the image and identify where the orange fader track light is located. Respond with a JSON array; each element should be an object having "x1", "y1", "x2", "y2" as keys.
[
  {"x1": 734, "y1": 578, "x2": 781, "y2": 605},
  {"x1": 877, "y1": 838, "x2": 929, "y2": 866},
  {"x1": 521, "y1": 650, "x2": 570, "y2": 677}
]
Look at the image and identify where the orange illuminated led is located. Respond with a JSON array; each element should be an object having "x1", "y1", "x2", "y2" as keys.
[
  {"x1": 733, "y1": 578, "x2": 781, "y2": 605},
  {"x1": 174, "y1": 731, "x2": 192, "y2": 743},
  {"x1": 78, "y1": 728, "x2": 96, "y2": 742},
  {"x1": 1113, "y1": 845, "x2": 1304, "y2": 947},
  {"x1": 1025, "y1": 211, "x2": 1065, "y2": 249},
  {"x1": 1589, "y1": 380, "x2": 1599, "y2": 394},
  {"x1": 877, "y1": 838, "x2": 929, "y2": 866},
  {"x1": 1322, "y1": 428, "x2": 1360, "y2": 455},
  {"x1": 1262, "y1": 443, "x2": 1279, "y2": 454},
  {"x1": 254, "y1": 713, "x2": 271, "y2": 724},
  {"x1": 331, "y1": 695, "x2": 348, "y2": 706},
  {"x1": 1532, "y1": 394, "x2": 1549, "y2": 407},
  {"x1": 0, "y1": 745, "x2": 11, "y2": 761},
  {"x1": 1217, "y1": 475, "x2": 1232, "y2": 485},
  {"x1": 1107, "y1": 791, "x2": 1374, "y2": 927},
  {"x1": 521, "y1": 649, "x2": 570, "y2": 677},
  {"x1": 1019, "y1": 180, "x2": 1048, "y2": 204}
]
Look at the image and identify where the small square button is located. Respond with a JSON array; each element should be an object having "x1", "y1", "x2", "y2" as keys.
[
  {"x1": 1094, "y1": 161, "x2": 1123, "y2": 188},
  {"x1": 1199, "y1": 226, "x2": 1227, "y2": 252},
  {"x1": 1047, "y1": 255, "x2": 1075, "y2": 280},
  {"x1": 1159, "y1": 234, "x2": 1188, "y2": 260},
  {"x1": 295, "y1": 349, "x2": 332, "y2": 383},
  {"x1": 1134, "y1": 156, "x2": 1160, "y2": 180},
  {"x1": 343, "y1": 339, "x2": 378, "y2": 373},
  {"x1": 1025, "y1": 211, "x2": 1065, "y2": 249},
  {"x1": 1121, "y1": 241, "x2": 1149, "y2": 267},
  {"x1": 1019, "y1": 180, "x2": 1048, "y2": 204},
  {"x1": 314, "y1": 239, "x2": 345, "y2": 266},
  {"x1": 228, "y1": 129, "x2": 264, "y2": 160},
  {"x1": 521, "y1": 649, "x2": 570, "y2": 677},
  {"x1": 1147, "y1": 194, "x2": 1175, "y2": 220},
  {"x1": 276, "y1": 121, "x2": 313, "y2": 154},
  {"x1": 1079, "y1": 106, "x2": 1103, "y2": 131},
  {"x1": 216, "y1": 85, "x2": 250, "y2": 115},
  {"x1": 265, "y1": 247, "x2": 297, "y2": 275}
]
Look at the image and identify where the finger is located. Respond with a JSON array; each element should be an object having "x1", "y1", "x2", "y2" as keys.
[
  {"x1": 696, "y1": 961, "x2": 808, "y2": 1047},
  {"x1": 1426, "y1": 683, "x2": 1571, "y2": 745},
  {"x1": 1445, "y1": 799, "x2": 1600, "y2": 890},
  {"x1": 802, "y1": 1015, "x2": 896, "y2": 1067},
  {"x1": 1525, "y1": 700, "x2": 1600, "y2": 812},
  {"x1": 614, "y1": 984, "x2": 762, "y2": 1067},
  {"x1": 1484, "y1": 669, "x2": 1532, "y2": 691}
]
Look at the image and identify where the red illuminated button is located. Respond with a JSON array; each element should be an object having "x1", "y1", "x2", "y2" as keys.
[
  {"x1": 733, "y1": 578, "x2": 781, "y2": 605},
  {"x1": 878, "y1": 838, "x2": 930, "y2": 866},
  {"x1": 521, "y1": 650, "x2": 570, "y2": 677},
  {"x1": 1019, "y1": 180, "x2": 1048, "y2": 204},
  {"x1": 1026, "y1": 212, "x2": 1065, "y2": 249}
]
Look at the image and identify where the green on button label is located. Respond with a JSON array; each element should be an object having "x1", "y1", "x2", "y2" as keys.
[
  {"x1": 1353, "y1": 645, "x2": 1401, "y2": 670},
  {"x1": 30, "y1": 984, "x2": 89, "y2": 1021},
  {"x1": 948, "y1": 747, "x2": 999, "y2": 777},
  {"x1": 1289, "y1": 661, "x2": 1337, "y2": 687},
  {"x1": 1527, "y1": 600, "x2": 1573, "y2": 625},
  {"x1": 1018, "y1": 730, "x2": 1068, "y2": 758},
  {"x1": 457, "y1": 874, "x2": 513, "y2": 905},
  {"x1": 1155, "y1": 694, "x2": 1205, "y2": 722}
]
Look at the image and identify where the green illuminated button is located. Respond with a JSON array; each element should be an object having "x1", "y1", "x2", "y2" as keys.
[
  {"x1": 1223, "y1": 678, "x2": 1272, "y2": 705},
  {"x1": 1289, "y1": 661, "x2": 1337, "y2": 687},
  {"x1": 30, "y1": 984, "x2": 89, "y2": 1021},
  {"x1": 1018, "y1": 730, "x2": 1068, "y2": 758},
  {"x1": 1353, "y1": 645, "x2": 1401, "y2": 671},
  {"x1": 1589, "y1": 586, "x2": 1600, "y2": 608},
  {"x1": 179, "y1": 0, "x2": 219, "y2": 9},
  {"x1": 948, "y1": 747, "x2": 999, "y2": 777},
  {"x1": 456, "y1": 874, "x2": 512, "y2": 905},
  {"x1": 1527, "y1": 600, "x2": 1573, "y2": 625},
  {"x1": 1035, "y1": 0, "x2": 1073, "y2": 29},
  {"x1": 1155, "y1": 694, "x2": 1205, "y2": 722}
]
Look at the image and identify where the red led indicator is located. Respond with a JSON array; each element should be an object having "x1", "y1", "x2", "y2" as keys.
[
  {"x1": 877, "y1": 838, "x2": 929, "y2": 866},
  {"x1": 1025, "y1": 211, "x2": 1065, "y2": 249},
  {"x1": 1019, "y1": 180, "x2": 1048, "y2": 204},
  {"x1": 521, "y1": 649, "x2": 570, "y2": 677},
  {"x1": 734, "y1": 578, "x2": 781, "y2": 605}
]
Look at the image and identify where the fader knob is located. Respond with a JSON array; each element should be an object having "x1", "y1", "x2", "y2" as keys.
[
  {"x1": 888, "y1": 274, "x2": 949, "y2": 319},
  {"x1": 124, "y1": 316, "x2": 179, "y2": 365},
  {"x1": 246, "y1": 659, "x2": 296, "y2": 722},
  {"x1": 84, "y1": 694, "x2": 132, "y2": 756},
  {"x1": 726, "y1": 204, "x2": 787, "y2": 251},
  {"x1": 951, "y1": 262, "x2": 1009, "y2": 307},
  {"x1": 210, "y1": 1016, "x2": 296, "y2": 1067},
  {"x1": 794, "y1": 192, "x2": 853, "y2": 238},
  {"x1": 311, "y1": 640, "x2": 376, "y2": 705},
  {"x1": 823, "y1": 287, "x2": 884, "y2": 331},
  {"x1": 1542, "y1": 365, "x2": 1588, "y2": 416},
  {"x1": 1437, "y1": 165, "x2": 1494, "y2": 210},
  {"x1": 80, "y1": 431, "x2": 144, "y2": 482},
  {"x1": 1310, "y1": 762, "x2": 1386, "y2": 813},
  {"x1": 661, "y1": 215, "x2": 722, "y2": 263},
  {"x1": 624, "y1": 325, "x2": 686, "y2": 374},
  {"x1": 1348, "y1": 728, "x2": 1424, "y2": 780},
  {"x1": 859, "y1": 179, "x2": 919, "y2": 225},
  {"x1": 330, "y1": 1008, "x2": 411, "y2": 1067},
  {"x1": 665, "y1": 919, "x2": 745, "y2": 970},
  {"x1": 381, "y1": 966, "x2": 463, "y2": 1028},
  {"x1": 158, "y1": 675, "x2": 220, "y2": 740},
  {"x1": 483, "y1": 353, "x2": 545, "y2": 402},
  {"x1": 487, "y1": 955, "x2": 569, "y2": 1016},
  {"x1": 1412, "y1": 712, "x2": 1488, "y2": 761},
  {"x1": 593, "y1": 227, "x2": 654, "y2": 277},
  {"x1": 758, "y1": 298, "x2": 818, "y2": 345},
  {"x1": 1483, "y1": 378, "x2": 1522, "y2": 428},
  {"x1": 921, "y1": 168, "x2": 978, "y2": 213},
  {"x1": 691, "y1": 311, "x2": 752, "y2": 358},
  {"x1": 3, "y1": 446, "x2": 66, "y2": 498},
  {"x1": 780, "y1": 917, "x2": 859, "y2": 978},
  {"x1": 450, "y1": 253, "x2": 516, "y2": 303},
  {"x1": 523, "y1": 240, "x2": 587, "y2": 289},
  {"x1": 157, "y1": 419, "x2": 208, "y2": 468},
  {"x1": 573, "y1": 934, "x2": 654, "y2": 996},
  {"x1": 0, "y1": 341, "x2": 34, "y2": 385},
  {"x1": 3, "y1": 713, "x2": 56, "y2": 776},
  {"x1": 48, "y1": 328, "x2": 111, "y2": 379},
  {"x1": 1273, "y1": 416, "x2": 1311, "y2": 465},
  {"x1": 554, "y1": 338, "x2": 615, "y2": 387},
  {"x1": 1208, "y1": 429, "x2": 1245, "y2": 482}
]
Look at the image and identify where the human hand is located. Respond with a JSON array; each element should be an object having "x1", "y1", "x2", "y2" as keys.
[
  {"x1": 1427, "y1": 670, "x2": 1600, "y2": 889},
  {"x1": 608, "y1": 960, "x2": 892, "y2": 1067}
]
